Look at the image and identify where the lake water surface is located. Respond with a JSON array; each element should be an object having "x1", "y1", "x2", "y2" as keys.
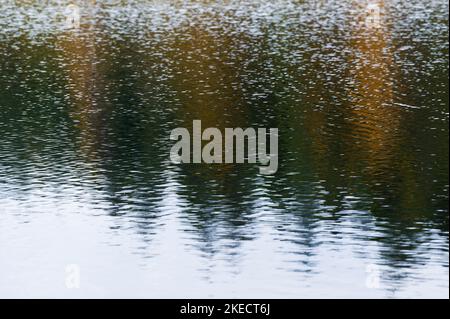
[{"x1": 0, "y1": 0, "x2": 448, "y2": 298}]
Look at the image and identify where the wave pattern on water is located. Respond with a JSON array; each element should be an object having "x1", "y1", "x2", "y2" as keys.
[{"x1": 0, "y1": 0, "x2": 448, "y2": 298}]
